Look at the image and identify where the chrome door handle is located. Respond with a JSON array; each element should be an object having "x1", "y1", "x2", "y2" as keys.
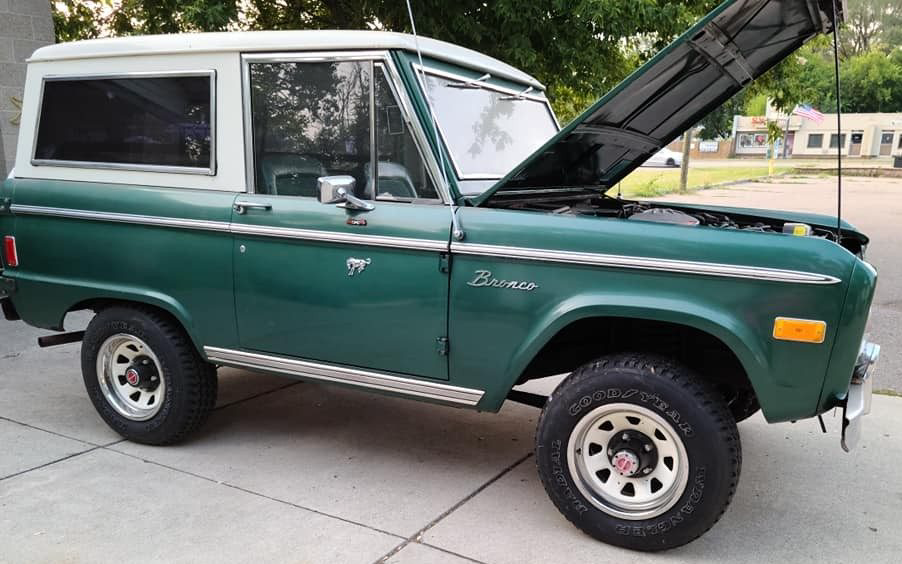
[{"x1": 233, "y1": 201, "x2": 273, "y2": 215}]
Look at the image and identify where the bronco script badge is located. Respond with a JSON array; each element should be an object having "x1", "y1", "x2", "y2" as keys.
[{"x1": 467, "y1": 270, "x2": 538, "y2": 292}]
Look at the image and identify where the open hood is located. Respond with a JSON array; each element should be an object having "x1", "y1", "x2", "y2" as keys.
[{"x1": 475, "y1": 0, "x2": 845, "y2": 205}]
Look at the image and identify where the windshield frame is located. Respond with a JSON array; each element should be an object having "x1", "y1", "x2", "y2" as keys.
[{"x1": 412, "y1": 64, "x2": 560, "y2": 182}]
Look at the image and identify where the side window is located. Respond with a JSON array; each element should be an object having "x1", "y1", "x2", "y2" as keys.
[
  {"x1": 248, "y1": 59, "x2": 439, "y2": 200},
  {"x1": 829, "y1": 133, "x2": 846, "y2": 148},
  {"x1": 807, "y1": 134, "x2": 823, "y2": 148},
  {"x1": 34, "y1": 74, "x2": 213, "y2": 171},
  {"x1": 249, "y1": 61, "x2": 372, "y2": 198},
  {"x1": 372, "y1": 66, "x2": 439, "y2": 201}
]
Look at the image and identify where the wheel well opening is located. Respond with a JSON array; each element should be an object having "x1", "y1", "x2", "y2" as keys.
[
  {"x1": 519, "y1": 317, "x2": 756, "y2": 407},
  {"x1": 65, "y1": 299, "x2": 187, "y2": 337}
]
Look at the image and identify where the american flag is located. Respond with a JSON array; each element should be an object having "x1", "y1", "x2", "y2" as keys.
[{"x1": 793, "y1": 104, "x2": 825, "y2": 123}]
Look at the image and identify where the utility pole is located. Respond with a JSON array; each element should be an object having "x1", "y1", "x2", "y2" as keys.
[{"x1": 679, "y1": 129, "x2": 693, "y2": 193}]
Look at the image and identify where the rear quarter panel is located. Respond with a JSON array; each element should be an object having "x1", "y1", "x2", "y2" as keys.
[{"x1": 5, "y1": 178, "x2": 237, "y2": 349}]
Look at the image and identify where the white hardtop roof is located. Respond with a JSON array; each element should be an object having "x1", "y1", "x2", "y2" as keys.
[{"x1": 29, "y1": 30, "x2": 544, "y2": 90}]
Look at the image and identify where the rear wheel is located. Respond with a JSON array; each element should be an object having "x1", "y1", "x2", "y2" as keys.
[
  {"x1": 535, "y1": 353, "x2": 741, "y2": 551},
  {"x1": 666, "y1": 158, "x2": 676, "y2": 167},
  {"x1": 81, "y1": 306, "x2": 217, "y2": 445}
]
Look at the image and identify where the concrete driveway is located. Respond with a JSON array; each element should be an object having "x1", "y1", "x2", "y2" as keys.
[{"x1": 3, "y1": 175, "x2": 902, "y2": 563}]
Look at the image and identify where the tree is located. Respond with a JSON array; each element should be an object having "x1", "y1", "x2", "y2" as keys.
[
  {"x1": 52, "y1": 0, "x2": 719, "y2": 123},
  {"x1": 840, "y1": 50, "x2": 902, "y2": 112},
  {"x1": 51, "y1": 0, "x2": 238, "y2": 38},
  {"x1": 52, "y1": 1, "x2": 107, "y2": 42},
  {"x1": 108, "y1": 0, "x2": 238, "y2": 34},
  {"x1": 840, "y1": 0, "x2": 902, "y2": 58}
]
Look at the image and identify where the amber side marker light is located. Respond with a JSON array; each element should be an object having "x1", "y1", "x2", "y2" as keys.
[
  {"x1": 3, "y1": 236, "x2": 17, "y2": 268},
  {"x1": 773, "y1": 317, "x2": 826, "y2": 344}
]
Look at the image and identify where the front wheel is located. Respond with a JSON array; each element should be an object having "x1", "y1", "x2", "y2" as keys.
[
  {"x1": 535, "y1": 354, "x2": 741, "y2": 551},
  {"x1": 81, "y1": 306, "x2": 217, "y2": 445}
]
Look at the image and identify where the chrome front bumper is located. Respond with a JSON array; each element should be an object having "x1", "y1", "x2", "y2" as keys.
[{"x1": 841, "y1": 341, "x2": 880, "y2": 452}]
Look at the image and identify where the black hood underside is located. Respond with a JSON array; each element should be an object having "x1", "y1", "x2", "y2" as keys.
[{"x1": 480, "y1": 0, "x2": 844, "y2": 204}]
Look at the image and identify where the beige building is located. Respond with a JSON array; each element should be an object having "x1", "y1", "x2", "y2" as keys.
[{"x1": 732, "y1": 112, "x2": 902, "y2": 159}]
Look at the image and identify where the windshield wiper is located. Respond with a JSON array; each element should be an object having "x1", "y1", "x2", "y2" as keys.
[
  {"x1": 499, "y1": 86, "x2": 534, "y2": 101},
  {"x1": 445, "y1": 73, "x2": 491, "y2": 89}
]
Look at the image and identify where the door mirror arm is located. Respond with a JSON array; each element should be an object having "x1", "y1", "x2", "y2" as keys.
[{"x1": 317, "y1": 176, "x2": 375, "y2": 212}]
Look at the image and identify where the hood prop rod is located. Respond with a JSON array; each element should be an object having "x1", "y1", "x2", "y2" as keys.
[{"x1": 831, "y1": 0, "x2": 844, "y2": 244}]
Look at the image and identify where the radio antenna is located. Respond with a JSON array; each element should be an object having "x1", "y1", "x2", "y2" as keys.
[
  {"x1": 831, "y1": 0, "x2": 843, "y2": 244},
  {"x1": 405, "y1": 0, "x2": 464, "y2": 240}
]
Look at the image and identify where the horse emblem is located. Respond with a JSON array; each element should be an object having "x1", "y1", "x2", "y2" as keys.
[{"x1": 346, "y1": 257, "x2": 372, "y2": 277}]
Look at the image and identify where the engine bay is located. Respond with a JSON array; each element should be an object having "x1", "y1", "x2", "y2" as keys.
[{"x1": 494, "y1": 194, "x2": 866, "y2": 255}]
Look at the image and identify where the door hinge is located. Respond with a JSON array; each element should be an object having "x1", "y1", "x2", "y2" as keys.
[
  {"x1": 438, "y1": 252, "x2": 450, "y2": 273},
  {"x1": 436, "y1": 336, "x2": 449, "y2": 356}
]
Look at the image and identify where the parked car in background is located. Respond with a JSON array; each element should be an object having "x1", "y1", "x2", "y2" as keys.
[
  {"x1": 0, "y1": 0, "x2": 875, "y2": 553},
  {"x1": 642, "y1": 147, "x2": 683, "y2": 167}
]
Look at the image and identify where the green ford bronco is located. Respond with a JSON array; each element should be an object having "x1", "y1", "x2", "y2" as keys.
[{"x1": 0, "y1": 0, "x2": 880, "y2": 551}]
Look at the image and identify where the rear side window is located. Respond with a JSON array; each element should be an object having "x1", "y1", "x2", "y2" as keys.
[{"x1": 33, "y1": 73, "x2": 215, "y2": 173}]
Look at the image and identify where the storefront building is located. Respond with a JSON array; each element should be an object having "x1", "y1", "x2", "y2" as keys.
[{"x1": 732, "y1": 113, "x2": 902, "y2": 159}]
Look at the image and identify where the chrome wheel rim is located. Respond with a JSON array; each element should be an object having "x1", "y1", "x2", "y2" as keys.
[
  {"x1": 567, "y1": 402, "x2": 689, "y2": 520},
  {"x1": 96, "y1": 334, "x2": 165, "y2": 421}
]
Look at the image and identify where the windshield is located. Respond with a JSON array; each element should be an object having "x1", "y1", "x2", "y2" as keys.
[{"x1": 419, "y1": 69, "x2": 558, "y2": 192}]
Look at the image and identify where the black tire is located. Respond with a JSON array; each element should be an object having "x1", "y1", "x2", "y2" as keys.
[
  {"x1": 81, "y1": 305, "x2": 217, "y2": 445},
  {"x1": 535, "y1": 353, "x2": 741, "y2": 551},
  {"x1": 666, "y1": 158, "x2": 676, "y2": 167}
]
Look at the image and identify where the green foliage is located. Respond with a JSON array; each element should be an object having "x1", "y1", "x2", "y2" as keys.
[
  {"x1": 840, "y1": 0, "x2": 902, "y2": 58},
  {"x1": 756, "y1": 39, "x2": 902, "y2": 114},
  {"x1": 51, "y1": 0, "x2": 901, "y2": 126},
  {"x1": 766, "y1": 120, "x2": 784, "y2": 144},
  {"x1": 743, "y1": 93, "x2": 768, "y2": 115},
  {"x1": 51, "y1": 0, "x2": 718, "y2": 124},
  {"x1": 52, "y1": 0, "x2": 238, "y2": 37},
  {"x1": 841, "y1": 50, "x2": 902, "y2": 112},
  {"x1": 52, "y1": 1, "x2": 108, "y2": 42}
]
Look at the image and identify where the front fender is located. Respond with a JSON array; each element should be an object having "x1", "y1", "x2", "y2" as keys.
[{"x1": 503, "y1": 292, "x2": 769, "y2": 398}]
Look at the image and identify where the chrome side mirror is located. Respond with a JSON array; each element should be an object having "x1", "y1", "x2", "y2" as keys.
[{"x1": 317, "y1": 175, "x2": 374, "y2": 212}]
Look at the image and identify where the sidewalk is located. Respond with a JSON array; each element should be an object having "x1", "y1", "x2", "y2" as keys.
[{"x1": 2, "y1": 332, "x2": 901, "y2": 563}]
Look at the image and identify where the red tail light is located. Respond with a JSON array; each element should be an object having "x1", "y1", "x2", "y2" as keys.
[{"x1": 3, "y1": 236, "x2": 18, "y2": 267}]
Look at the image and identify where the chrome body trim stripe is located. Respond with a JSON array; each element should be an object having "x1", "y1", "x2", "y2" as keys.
[
  {"x1": 230, "y1": 223, "x2": 448, "y2": 251},
  {"x1": 10, "y1": 205, "x2": 837, "y2": 283},
  {"x1": 10, "y1": 205, "x2": 448, "y2": 251},
  {"x1": 204, "y1": 346, "x2": 484, "y2": 406},
  {"x1": 10, "y1": 204, "x2": 231, "y2": 233},
  {"x1": 451, "y1": 242, "x2": 842, "y2": 285}
]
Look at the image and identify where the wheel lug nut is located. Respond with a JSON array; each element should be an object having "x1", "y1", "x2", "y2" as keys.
[
  {"x1": 643, "y1": 468, "x2": 652, "y2": 474},
  {"x1": 621, "y1": 433, "x2": 630, "y2": 441},
  {"x1": 644, "y1": 444, "x2": 653, "y2": 452}
]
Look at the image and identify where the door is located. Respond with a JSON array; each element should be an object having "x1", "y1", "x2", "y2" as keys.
[
  {"x1": 233, "y1": 55, "x2": 450, "y2": 380},
  {"x1": 880, "y1": 131, "x2": 894, "y2": 156},
  {"x1": 849, "y1": 132, "x2": 863, "y2": 156}
]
